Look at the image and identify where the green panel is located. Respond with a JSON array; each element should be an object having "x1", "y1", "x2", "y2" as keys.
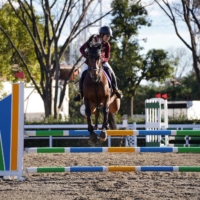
[
  {"x1": 0, "y1": 139, "x2": 4, "y2": 170},
  {"x1": 178, "y1": 147, "x2": 200, "y2": 153},
  {"x1": 37, "y1": 167, "x2": 65, "y2": 172},
  {"x1": 37, "y1": 148, "x2": 65, "y2": 153},
  {"x1": 169, "y1": 136, "x2": 186, "y2": 140},
  {"x1": 172, "y1": 144, "x2": 200, "y2": 147},
  {"x1": 145, "y1": 103, "x2": 165, "y2": 109},
  {"x1": 36, "y1": 130, "x2": 64, "y2": 136},
  {"x1": 176, "y1": 130, "x2": 200, "y2": 136},
  {"x1": 145, "y1": 102, "x2": 159, "y2": 108},
  {"x1": 189, "y1": 137, "x2": 200, "y2": 141},
  {"x1": 179, "y1": 166, "x2": 200, "y2": 172},
  {"x1": 168, "y1": 128, "x2": 196, "y2": 130},
  {"x1": 146, "y1": 142, "x2": 160, "y2": 147},
  {"x1": 170, "y1": 136, "x2": 200, "y2": 141}
]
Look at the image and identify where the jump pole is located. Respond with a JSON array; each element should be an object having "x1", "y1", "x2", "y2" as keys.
[
  {"x1": 2, "y1": 83, "x2": 200, "y2": 179},
  {"x1": 25, "y1": 147, "x2": 200, "y2": 153},
  {"x1": 26, "y1": 166, "x2": 200, "y2": 173},
  {"x1": 24, "y1": 130, "x2": 200, "y2": 137}
]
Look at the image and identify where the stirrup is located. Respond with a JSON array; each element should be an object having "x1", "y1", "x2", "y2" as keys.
[
  {"x1": 73, "y1": 93, "x2": 83, "y2": 102},
  {"x1": 115, "y1": 90, "x2": 123, "y2": 99}
]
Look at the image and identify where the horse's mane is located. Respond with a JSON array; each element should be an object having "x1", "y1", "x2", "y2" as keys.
[
  {"x1": 87, "y1": 46, "x2": 101, "y2": 58},
  {"x1": 87, "y1": 34, "x2": 101, "y2": 48}
]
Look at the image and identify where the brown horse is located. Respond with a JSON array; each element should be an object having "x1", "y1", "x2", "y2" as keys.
[{"x1": 83, "y1": 44, "x2": 120, "y2": 143}]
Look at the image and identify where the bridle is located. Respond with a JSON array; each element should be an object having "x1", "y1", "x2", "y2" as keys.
[{"x1": 87, "y1": 47, "x2": 102, "y2": 83}]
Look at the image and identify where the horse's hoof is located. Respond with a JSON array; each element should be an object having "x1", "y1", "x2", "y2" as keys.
[
  {"x1": 90, "y1": 132, "x2": 98, "y2": 143},
  {"x1": 100, "y1": 130, "x2": 107, "y2": 142}
]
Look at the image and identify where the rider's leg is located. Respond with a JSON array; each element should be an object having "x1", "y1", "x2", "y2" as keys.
[
  {"x1": 110, "y1": 71, "x2": 122, "y2": 99},
  {"x1": 73, "y1": 70, "x2": 87, "y2": 101},
  {"x1": 103, "y1": 63, "x2": 122, "y2": 99}
]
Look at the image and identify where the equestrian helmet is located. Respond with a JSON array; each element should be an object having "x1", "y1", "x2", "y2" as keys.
[{"x1": 99, "y1": 26, "x2": 113, "y2": 37}]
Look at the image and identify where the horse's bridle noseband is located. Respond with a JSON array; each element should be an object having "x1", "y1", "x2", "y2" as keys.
[{"x1": 87, "y1": 50, "x2": 102, "y2": 83}]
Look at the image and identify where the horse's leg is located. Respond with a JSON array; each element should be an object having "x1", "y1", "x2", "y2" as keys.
[
  {"x1": 85, "y1": 99, "x2": 98, "y2": 143},
  {"x1": 100, "y1": 103, "x2": 109, "y2": 142},
  {"x1": 94, "y1": 109, "x2": 99, "y2": 130}
]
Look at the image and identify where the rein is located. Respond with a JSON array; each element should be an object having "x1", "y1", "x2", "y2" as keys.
[
  {"x1": 87, "y1": 52, "x2": 102, "y2": 83},
  {"x1": 88, "y1": 67, "x2": 102, "y2": 83}
]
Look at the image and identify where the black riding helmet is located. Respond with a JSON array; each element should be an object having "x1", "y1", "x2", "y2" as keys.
[{"x1": 99, "y1": 26, "x2": 113, "y2": 37}]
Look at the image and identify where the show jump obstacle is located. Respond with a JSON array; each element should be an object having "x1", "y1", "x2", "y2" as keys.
[
  {"x1": 1, "y1": 83, "x2": 200, "y2": 180},
  {"x1": 0, "y1": 83, "x2": 24, "y2": 180}
]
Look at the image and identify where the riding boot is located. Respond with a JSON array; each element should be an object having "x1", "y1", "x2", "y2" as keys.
[
  {"x1": 73, "y1": 71, "x2": 86, "y2": 101},
  {"x1": 111, "y1": 72, "x2": 122, "y2": 99}
]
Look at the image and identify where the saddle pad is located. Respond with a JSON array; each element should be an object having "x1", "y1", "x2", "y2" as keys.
[{"x1": 103, "y1": 70, "x2": 112, "y2": 88}]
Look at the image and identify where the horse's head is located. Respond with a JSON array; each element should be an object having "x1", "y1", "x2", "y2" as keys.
[{"x1": 87, "y1": 44, "x2": 102, "y2": 83}]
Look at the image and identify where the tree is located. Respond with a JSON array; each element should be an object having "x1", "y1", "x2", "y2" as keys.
[
  {"x1": 166, "y1": 47, "x2": 192, "y2": 78},
  {"x1": 110, "y1": 0, "x2": 174, "y2": 117},
  {"x1": 0, "y1": 0, "x2": 112, "y2": 118},
  {"x1": 154, "y1": 0, "x2": 200, "y2": 98},
  {"x1": 0, "y1": 4, "x2": 39, "y2": 82}
]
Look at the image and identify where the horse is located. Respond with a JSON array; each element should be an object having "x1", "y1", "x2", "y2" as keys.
[{"x1": 83, "y1": 44, "x2": 120, "y2": 143}]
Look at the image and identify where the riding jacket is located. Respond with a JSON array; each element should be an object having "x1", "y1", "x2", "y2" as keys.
[{"x1": 79, "y1": 39, "x2": 111, "y2": 65}]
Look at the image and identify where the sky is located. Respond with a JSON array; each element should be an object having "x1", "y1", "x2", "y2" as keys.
[
  {"x1": 0, "y1": 0, "x2": 191, "y2": 53},
  {"x1": 99, "y1": 0, "x2": 193, "y2": 85},
  {"x1": 137, "y1": 1, "x2": 191, "y2": 54},
  {"x1": 100, "y1": 0, "x2": 191, "y2": 54},
  {"x1": 0, "y1": 0, "x2": 192, "y2": 65}
]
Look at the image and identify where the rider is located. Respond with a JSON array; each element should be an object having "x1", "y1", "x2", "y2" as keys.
[{"x1": 73, "y1": 25, "x2": 122, "y2": 101}]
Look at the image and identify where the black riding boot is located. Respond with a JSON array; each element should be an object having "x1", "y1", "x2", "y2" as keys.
[
  {"x1": 73, "y1": 71, "x2": 87, "y2": 102},
  {"x1": 111, "y1": 72, "x2": 122, "y2": 99},
  {"x1": 104, "y1": 67, "x2": 122, "y2": 99}
]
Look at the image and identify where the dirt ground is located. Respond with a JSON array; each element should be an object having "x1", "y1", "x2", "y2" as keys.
[{"x1": 0, "y1": 152, "x2": 200, "y2": 200}]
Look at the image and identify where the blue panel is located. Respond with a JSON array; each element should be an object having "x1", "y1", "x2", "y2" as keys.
[
  {"x1": 70, "y1": 147, "x2": 103, "y2": 153},
  {"x1": 68, "y1": 130, "x2": 101, "y2": 136},
  {"x1": 0, "y1": 95, "x2": 12, "y2": 171},
  {"x1": 140, "y1": 147, "x2": 173, "y2": 153},
  {"x1": 70, "y1": 166, "x2": 103, "y2": 172},
  {"x1": 141, "y1": 166, "x2": 174, "y2": 171},
  {"x1": 138, "y1": 130, "x2": 171, "y2": 135}
]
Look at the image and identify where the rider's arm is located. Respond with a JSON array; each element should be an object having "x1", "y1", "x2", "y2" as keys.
[
  {"x1": 101, "y1": 42, "x2": 110, "y2": 63},
  {"x1": 80, "y1": 42, "x2": 88, "y2": 58}
]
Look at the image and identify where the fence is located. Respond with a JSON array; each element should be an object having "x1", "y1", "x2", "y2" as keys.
[{"x1": 24, "y1": 123, "x2": 200, "y2": 147}]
